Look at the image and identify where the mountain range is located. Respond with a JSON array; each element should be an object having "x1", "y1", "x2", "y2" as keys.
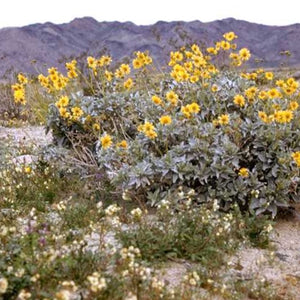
[{"x1": 0, "y1": 17, "x2": 300, "y2": 77}]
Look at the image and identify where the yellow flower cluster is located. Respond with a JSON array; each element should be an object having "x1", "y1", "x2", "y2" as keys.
[
  {"x1": 115, "y1": 63, "x2": 131, "y2": 79},
  {"x1": 12, "y1": 81, "x2": 27, "y2": 105},
  {"x1": 169, "y1": 43, "x2": 218, "y2": 83},
  {"x1": 258, "y1": 110, "x2": 293, "y2": 123},
  {"x1": 138, "y1": 121, "x2": 157, "y2": 139},
  {"x1": 166, "y1": 90, "x2": 179, "y2": 106},
  {"x1": 87, "y1": 55, "x2": 112, "y2": 75},
  {"x1": 65, "y1": 60, "x2": 78, "y2": 78},
  {"x1": 181, "y1": 102, "x2": 200, "y2": 118},
  {"x1": 132, "y1": 51, "x2": 152, "y2": 69},
  {"x1": 38, "y1": 67, "x2": 69, "y2": 93},
  {"x1": 55, "y1": 96, "x2": 69, "y2": 109}
]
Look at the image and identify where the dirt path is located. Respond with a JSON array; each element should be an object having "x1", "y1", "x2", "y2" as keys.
[{"x1": 0, "y1": 126, "x2": 52, "y2": 147}]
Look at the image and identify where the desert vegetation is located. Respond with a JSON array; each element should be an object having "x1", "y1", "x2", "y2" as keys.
[{"x1": 0, "y1": 31, "x2": 300, "y2": 299}]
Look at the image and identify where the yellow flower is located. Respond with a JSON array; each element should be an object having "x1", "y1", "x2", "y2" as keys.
[
  {"x1": 13, "y1": 89, "x2": 26, "y2": 104},
  {"x1": 101, "y1": 134, "x2": 113, "y2": 149},
  {"x1": 223, "y1": 31, "x2": 237, "y2": 41},
  {"x1": 220, "y1": 40, "x2": 231, "y2": 50},
  {"x1": 105, "y1": 70, "x2": 113, "y2": 81},
  {"x1": 206, "y1": 47, "x2": 218, "y2": 55},
  {"x1": 218, "y1": 114, "x2": 230, "y2": 125},
  {"x1": 267, "y1": 88, "x2": 280, "y2": 99},
  {"x1": 48, "y1": 67, "x2": 57, "y2": 76},
  {"x1": 124, "y1": 78, "x2": 133, "y2": 90},
  {"x1": 145, "y1": 130, "x2": 157, "y2": 139},
  {"x1": 233, "y1": 94, "x2": 245, "y2": 107},
  {"x1": 120, "y1": 64, "x2": 131, "y2": 75},
  {"x1": 211, "y1": 85, "x2": 218, "y2": 92},
  {"x1": 143, "y1": 121, "x2": 155, "y2": 132},
  {"x1": 284, "y1": 110, "x2": 293, "y2": 123},
  {"x1": 274, "y1": 110, "x2": 293, "y2": 123},
  {"x1": 166, "y1": 91, "x2": 178, "y2": 106},
  {"x1": 115, "y1": 69, "x2": 125, "y2": 79},
  {"x1": 258, "y1": 91, "x2": 268, "y2": 100},
  {"x1": 286, "y1": 77, "x2": 298, "y2": 87},
  {"x1": 190, "y1": 75, "x2": 199, "y2": 83},
  {"x1": 238, "y1": 168, "x2": 249, "y2": 177},
  {"x1": 245, "y1": 86, "x2": 258, "y2": 99},
  {"x1": 71, "y1": 107, "x2": 83, "y2": 117},
  {"x1": 265, "y1": 72, "x2": 273, "y2": 80},
  {"x1": 159, "y1": 115, "x2": 172, "y2": 125},
  {"x1": 87, "y1": 56, "x2": 96, "y2": 68},
  {"x1": 67, "y1": 70, "x2": 78, "y2": 78},
  {"x1": 59, "y1": 96, "x2": 69, "y2": 107},
  {"x1": 171, "y1": 51, "x2": 183, "y2": 62},
  {"x1": 258, "y1": 111, "x2": 268, "y2": 123},
  {"x1": 276, "y1": 80, "x2": 285, "y2": 88},
  {"x1": 117, "y1": 140, "x2": 128, "y2": 148},
  {"x1": 283, "y1": 86, "x2": 296, "y2": 96},
  {"x1": 151, "y1": 95, "x2": 162, "y2": 105},
  {"x1": 292, "y1": 152, "x2": 300, "y2": 167},
  {"x1": 137, "y1": 124, "x2": 144, "y2": 132},
  {"x1": 239, "y1": 48, "x2": 251, "y2": 61},
  {"x1": 17, "y1": 73, "x2": 28, "y2": 84},
  {"x1": 181, "y1": 106, "x2": 191, "y2": 118},
  {"x1": 93, "y1": 123, "x2": 100, "y2": 131},
  {"x1": 132, "y1": 58, "x2": 143, "y2": 69},
  {"x1": 289, "y1": 101, "x2": 299, "y2": 111},
  {"x1": 24, "y1": 166, "x2": 31, "y2": 174},
  {"x1": 188, "y1": 102, "x2": 200, "y2": 114},
  {"x1": 191, "y1": 44, "x2": 201, "y2": 54},
  {"x1": 59, "y1": 107, "x2": 70, "y2": 119},
  {"x1": 100, "y1": 55, "x2": 112, "y2": 66},
  {"x1": 212, "y1": 119, "x2": 219, "y2": 127}
]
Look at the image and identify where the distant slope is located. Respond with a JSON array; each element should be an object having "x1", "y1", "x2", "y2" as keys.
[{"x1": 0, "y1": 17, "x2": 300, "y2": 76}]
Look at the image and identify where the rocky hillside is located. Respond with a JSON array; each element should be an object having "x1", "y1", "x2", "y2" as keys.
[{"x1": 0, "y1": 17, "x2": 300, "y2": 76}]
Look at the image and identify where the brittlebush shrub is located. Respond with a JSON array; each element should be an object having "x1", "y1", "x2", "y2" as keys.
[{"x1": 13, "y1": 33, "x2": 300, "y2": 217}]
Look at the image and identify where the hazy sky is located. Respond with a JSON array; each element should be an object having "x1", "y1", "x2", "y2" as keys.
[{"x1": 0, "y1": 0, "x2": 299, "y2": 29}]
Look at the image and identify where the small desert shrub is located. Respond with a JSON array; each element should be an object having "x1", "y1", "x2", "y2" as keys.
[{"x1": 11, "y1": 33, "x2": 300, "y2": 217}]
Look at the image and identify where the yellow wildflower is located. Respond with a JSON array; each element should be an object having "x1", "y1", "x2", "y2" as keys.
[
  {"x1": 239, "y1": 48, "x2": 251, "y2": 61},
  {"x1": 188, "y1": 102, "x2": 200, "y2": 114},
  {"x1": 101, "y1": 134, "x2": 113, "y2": 149},
  {"x1": 289, "y1": 101, "x2": 299, "y2": 111},
  {"x1": 238, "y1": 168, "x2": 249, "y2": 177},
  {"x1": 71, "y1": 107, "x2": 83, "y2": 117},
  {"x1": 233, "y1": 94, "x2": 245, "y2": 107},
  {"x1": 218, "y1": 114, "x2": 230, "y2": 125},
  {"x1": 93, "y1": 123, "x2": 100, "y2": 131},
  {"x1": 265, "y1": 72, "x2": 273, "y2": 80},
  {"x1": 159, "y1": 115, "x2": 172, "y2": 125},
  {"x1": 151, "y1": 95, "x2": 162, "y2": 105},
  {"x1": 117, "y1": 140, "x2": 128, "y2": 148},
  {"x1": 166, "y1": 91, "x2": 178, "y2": 106},
  {"x1": 124, "y1": 78, "x2": 133, "y2": 90}
]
